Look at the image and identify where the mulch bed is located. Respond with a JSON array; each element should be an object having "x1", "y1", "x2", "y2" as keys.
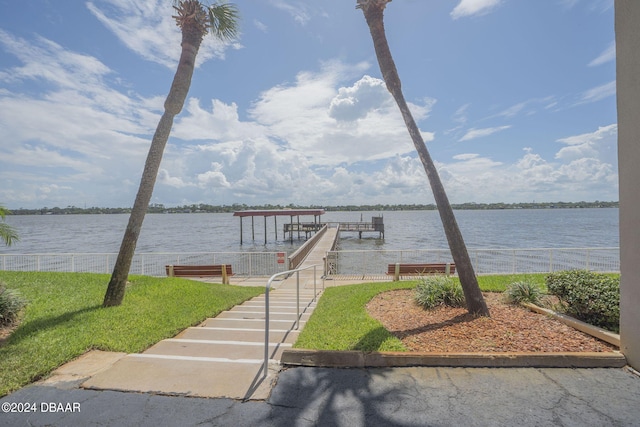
[{"x1": 366, "y1": 290, "x2": 617, "y2": 353}]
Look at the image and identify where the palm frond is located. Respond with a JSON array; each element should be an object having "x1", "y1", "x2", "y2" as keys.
[{"x1": 207, "y1": 2, "x2": 240, "y2": 41}]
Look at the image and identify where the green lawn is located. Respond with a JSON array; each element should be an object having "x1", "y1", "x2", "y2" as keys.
[
  {"x1": 0, "y1": 271, "x2": 263, "y2": 397},
  {"x1": 295, "y1": 274, "x2": 548, "y2": 352}
]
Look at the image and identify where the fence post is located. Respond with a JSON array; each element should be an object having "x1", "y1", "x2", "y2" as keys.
[
  {"x1": 394, "y1": 263, "x2": 400, "y2": 281},
  {"x1": 586, "y1": 248, "x2": 591, "y2": 271}
]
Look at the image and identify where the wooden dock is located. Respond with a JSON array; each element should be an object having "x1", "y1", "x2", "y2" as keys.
[
  {"x1": 337, "y1": 216, "x2": 384, "y2": 239},
  {"x1": 234, "y1": 209, "x2": 384, "y2": 243},
  {"x1": 284, "y1": 216, "x2": 384, "y2": 240}
]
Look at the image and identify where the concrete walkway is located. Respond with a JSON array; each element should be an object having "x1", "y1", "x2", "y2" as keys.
[
  {"x1": 77, "y1": 230, "x2": 339, "y2": 400},
  {"x1": 80, "y1": 288, "x2": 318, "y2": 400}
]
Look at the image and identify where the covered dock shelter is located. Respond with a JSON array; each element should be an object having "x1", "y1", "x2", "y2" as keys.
[{"x1": 233, "y1": 209, "x2": 325, "y2": 244}]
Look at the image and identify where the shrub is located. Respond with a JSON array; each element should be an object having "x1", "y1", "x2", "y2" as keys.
[
  {"x1": 0, "y1": 283, "x2": 26, "y2": 326},
  {"x1": 545, "y1": 270, "x2": 619, "y2": 332},
  {"x1": 415, "y1": 276, "x2": 465, "y2": 309},
  {"x1": 503, "y1": 281, "x2": 542, "y2": 305}
]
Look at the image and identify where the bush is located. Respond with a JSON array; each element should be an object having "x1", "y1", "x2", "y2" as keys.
[
  {"x1": 545, "y1": 270, "x2": 619, "y2": 332},
  {"x1": 0, "y1": 283, "x2": 26, "y2": 326},
  {"x1": 415, "y1": 276, "x2": 465, "y2": 309},
  {"x1": 503, "y1": 281, "x2": 542, "y2": 305}
]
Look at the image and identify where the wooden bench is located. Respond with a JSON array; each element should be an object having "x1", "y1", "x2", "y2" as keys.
[
  {"x1": 387, "y1": 263, "x2": 455, "y2": 281},
  {"x1": 165, "y1": 264, "x2": 234, "y2": 284}
]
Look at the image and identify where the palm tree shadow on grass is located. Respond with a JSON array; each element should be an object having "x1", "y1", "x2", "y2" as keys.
[
  {"x1": 352, "y1": 326, "x2": 400, "y2": 352},
  {"x1": 4, "y1": 305, "x2": 102, "y2": 346},
  {"x1": 350, "y1": 312, "x2": 473, "y2": 352}
]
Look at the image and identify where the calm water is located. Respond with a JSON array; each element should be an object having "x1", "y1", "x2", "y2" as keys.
[{"x1": 1, "y1": 208, "x2": 619, "y2": 255}]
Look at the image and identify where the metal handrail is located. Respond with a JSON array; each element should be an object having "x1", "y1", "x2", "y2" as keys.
[{"x1": 263, "y1": 264, "x2": 320, "y2": 377}]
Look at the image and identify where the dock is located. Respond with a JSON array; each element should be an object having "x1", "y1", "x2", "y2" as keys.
[
  {"x1": 233, "y1": 209, "x2": 384, "y2": 243},
  {"x1": 233, "y1": 209, "x2": 325, "y2": 244}
]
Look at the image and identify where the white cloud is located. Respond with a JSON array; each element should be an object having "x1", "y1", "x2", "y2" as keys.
[
  {"x1": 556, "y1": 124, "x2": 617, "y2": 163},
  {"x1": 453, "y1": 104, "x2": 470, "y2": 124},
  {"x1": 459, "y1": 125, "x2": 511, "y2": 142},
  {"x1": 451, "y1": 0, "x2": 503, "y2": 19},
  {"x1": 559, "y1": 0, "x2": 613, "y2": 12},
  {"x1": 577, "y1": 80, "x2": 616, "y2": 105},
  {"x1": 589, "y1": 42, "x2": 616, "y2": 67},
  {"x1": 0, "y1": 30, "x2": 111, "y2": 90},
  {"x1": 253, "y1": 19, "x2": 269, "y2": 33},
  {"x1": 248, "y1": 63, "x2": 435, "y2": 166},
  {"x1": 487, "y1": 97, "x2": 556, "y2": 120},
  {"x1": 328, "y1": 75, "x2": 389, "y2": 122},
  {"x1": 269, "y1": 0, "x2": 311, "y2": 25}
]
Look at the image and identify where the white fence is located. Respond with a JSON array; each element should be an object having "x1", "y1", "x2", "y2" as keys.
[
  {"x1": 0, "y1": 247, "x2": 620, "y2": 278},
  {"x1": 324, "y1": 247, "x2": 620, "y2": 277},
  {"x1": 0, "y1": 252, "x2": 289, "y2": 277}
]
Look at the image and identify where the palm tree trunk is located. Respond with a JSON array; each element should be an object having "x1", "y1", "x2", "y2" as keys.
[
  {"x1": 358, "y1": 1, "x2": 489, "y2": 316},
  {"x1": 103, "y1": 28, "x2": 203, "y2": 307}
]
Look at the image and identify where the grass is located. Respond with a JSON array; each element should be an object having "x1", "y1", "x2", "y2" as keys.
[
  {"x1": 475, "y1": 273, "x2": 547, "y2": 292},
  {"x1": 0, "y1": 271, "x2": 263, "y2": 397},
  {"x1": 294, "y1": 281, "x2": 415, "y2": 352},
  {"x1": 295, "y1": 273, "x2": 548, "y2": 352}
]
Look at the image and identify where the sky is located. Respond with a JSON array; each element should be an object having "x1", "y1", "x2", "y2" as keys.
[{"x1": 0, "y1": 0, "x2": 617, "y2": 209}]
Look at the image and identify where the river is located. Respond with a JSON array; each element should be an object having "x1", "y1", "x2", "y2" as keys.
[{"x1": 1, "y1": 208, "x2": 619, "y2": 255}]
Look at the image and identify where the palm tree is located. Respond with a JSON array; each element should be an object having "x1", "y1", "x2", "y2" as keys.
[
  {"x1": 103, "y1": 1, "x2": 240, "y2": 307},
  {"x1": 356, "y1": 0, "x2": 489, "y2": 316},
  {"x1": 0, "y1": 205, "x2": 19, "y2": 246}
]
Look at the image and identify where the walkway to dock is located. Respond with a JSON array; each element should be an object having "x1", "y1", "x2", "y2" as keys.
[
  {"x1": 79, "y1": 228, "x2": 340, "y2": 400},
  {"x1": 279, "y1": 226, "x2": 338, "y2": 292}
]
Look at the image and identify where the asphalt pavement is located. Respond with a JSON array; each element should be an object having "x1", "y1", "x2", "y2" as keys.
[{"x1": 2, "y1": 366, "x2": 640, "y2": 426}]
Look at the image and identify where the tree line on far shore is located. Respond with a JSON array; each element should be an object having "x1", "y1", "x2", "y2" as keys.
[{"x1": 7, "y1": 200, "x2": 619, "y2": 216}]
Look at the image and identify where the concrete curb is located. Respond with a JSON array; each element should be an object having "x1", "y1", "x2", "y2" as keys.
[{"x1": 281, "y1": 349, "x2": 627, "y2": 368}]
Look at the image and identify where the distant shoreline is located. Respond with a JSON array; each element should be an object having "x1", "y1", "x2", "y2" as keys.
[{"x1": 7, "y1": 201, "x2": 619, "y2": 216}]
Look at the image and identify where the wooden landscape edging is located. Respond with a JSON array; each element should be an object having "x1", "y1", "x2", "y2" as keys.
[{"x1": 280, "y1": 349, "x2": 627, "y2": 369}]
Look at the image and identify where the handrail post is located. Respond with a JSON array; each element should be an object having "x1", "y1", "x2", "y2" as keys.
[
  {"x1": 264, "y1": 279, "x2": 270, "y2": 377},
  {"x1": 263, "y1": 264, "x2": 320, "y2": 378},
  {"x1": 296, "y1": 271, "x2": 300, "y2": 330}
]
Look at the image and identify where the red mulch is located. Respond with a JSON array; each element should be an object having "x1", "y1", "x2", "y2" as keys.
[{"x1": 366, "y1": 290, "x2": 617, "y2": 353}]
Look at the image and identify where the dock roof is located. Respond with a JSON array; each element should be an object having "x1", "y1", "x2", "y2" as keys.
[{"x1": 232, "y1": 209, "x2": 325, "y2": 217}]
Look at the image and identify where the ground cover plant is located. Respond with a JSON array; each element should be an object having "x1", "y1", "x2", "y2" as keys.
[
  {"x1": 0, "y1": 282, "x2": 26, "y2": 326},
  {"x1": 503, "y1": 281, "x2": 543, "y2": 305},
  {"x1": 414, "y1": 276, "x2": 465, "y2": 309},
  {"x1": 294, "y1": 274, "x2": 547, "y2": 352},
  {"x1": 0, "y1": 271, "x2": 263, "y2": 397}
]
